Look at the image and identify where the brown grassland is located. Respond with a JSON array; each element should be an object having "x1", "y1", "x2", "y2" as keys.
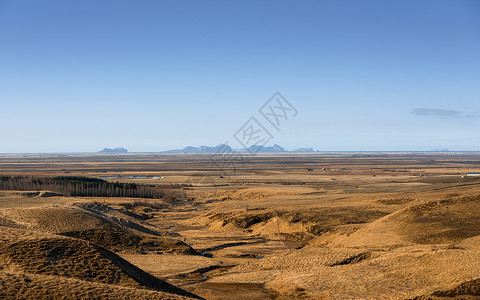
[{"x1": 1, "y1": 152, "x2": 480, "y2": 299}]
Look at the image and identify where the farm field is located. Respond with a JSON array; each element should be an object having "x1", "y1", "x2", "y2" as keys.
[{"x1": 1, "y1": 153, "x2": 480, "y2": 299}]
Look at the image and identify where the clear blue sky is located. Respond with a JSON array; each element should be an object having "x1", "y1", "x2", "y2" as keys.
[{"x1": 1, "y1": 0, "x2": 479, "y2": 153}]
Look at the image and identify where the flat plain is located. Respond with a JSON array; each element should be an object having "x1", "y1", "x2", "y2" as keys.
[{"x1": 1, "y1": 152, "x2": 480, "y2": 299}]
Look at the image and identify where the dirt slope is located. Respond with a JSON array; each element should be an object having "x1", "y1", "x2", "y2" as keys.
[
  {"x1": 0, "y1": 271, "x2": 195, "y2": 300},
  {"x1": 0, "y1": 226, "x2": 200, "y2": 299},
  {"x1": 0, "y1": 203, "x2": 196, "y2": 254},
  {"x1": 207, "y1": 196, "x2": 480, "y2": 298}
]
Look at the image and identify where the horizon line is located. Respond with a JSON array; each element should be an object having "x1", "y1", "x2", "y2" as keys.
[{"x1": 2, "y1": 150, "x2": 480, "y2": 155}]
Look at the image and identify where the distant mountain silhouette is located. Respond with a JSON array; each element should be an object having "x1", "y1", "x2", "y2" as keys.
[
  {"x1": 165, "y1": 144, "x2": 232, "y2": 153},
  {"x1": 98, "y1": 147, "x2": 128, "y2": 154},
  {"x1": 163, "y1": 144, "x2": 317, "y2": 153},
  {"x1": 248, "y1": 144, "x2": 285, "y2": 153}
]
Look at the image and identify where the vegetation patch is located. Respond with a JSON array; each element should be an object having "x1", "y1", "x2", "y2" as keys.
[{"x1": 0, "y1": 175, "x2": 183, "y2": 200}]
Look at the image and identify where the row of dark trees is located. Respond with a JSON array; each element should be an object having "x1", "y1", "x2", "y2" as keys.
[{"x1": 0, "y1": 175, "x2": 183, "y2": 200}]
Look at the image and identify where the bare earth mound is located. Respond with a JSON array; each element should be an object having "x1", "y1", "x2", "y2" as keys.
[
  {"x1": 0, "y1": 226, "x2": 200, "y2": 299},
  {"x1": 0, "y1": 203, "x2": 196, "y2": 254},
  {"x1": 0, "y1": 271, "x2": 194, "y2": 300},
  {"x1": 0, "y1": 227, "x2": 201, "y2": 296}
]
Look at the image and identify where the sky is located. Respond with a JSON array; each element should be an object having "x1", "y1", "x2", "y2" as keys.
[{"x1": 0, "y1": 0, "x2": 479, "y2": 153}]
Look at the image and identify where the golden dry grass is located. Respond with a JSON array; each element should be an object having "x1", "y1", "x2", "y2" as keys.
[
  {"x1": 0, "y1": 226, "x2": 199, "y2": 299},
  {"x1": 0, "y1": 202, "x2": 196, "y2": 255},
  {"x1": 2, "y1": 153, "x2": 480, "y2": 299},
  {"x1": 0, "y1": 271, "x2": 195, "y2": 300}
]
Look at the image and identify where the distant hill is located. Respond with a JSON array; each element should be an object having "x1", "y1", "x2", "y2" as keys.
[
  {"x1": 163, "y1": 144, "x2": 297, "y2": 153},
  {"x1": 96, "y1": 145, "x2": 317, "y2": 153},
  {"x1": 165, "y1": 144, "x2": 232, "y2": 153},
  {"x1": 98, "y1": 147, "x2": 128, "y2": 154},
  {"x1": 248, "y1": 144, "x2": 285, "y2": 153}
]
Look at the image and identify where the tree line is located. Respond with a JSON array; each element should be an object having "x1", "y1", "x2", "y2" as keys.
[{"x1": 0, "y1": 175, "x2": 183, "y2": 201}]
